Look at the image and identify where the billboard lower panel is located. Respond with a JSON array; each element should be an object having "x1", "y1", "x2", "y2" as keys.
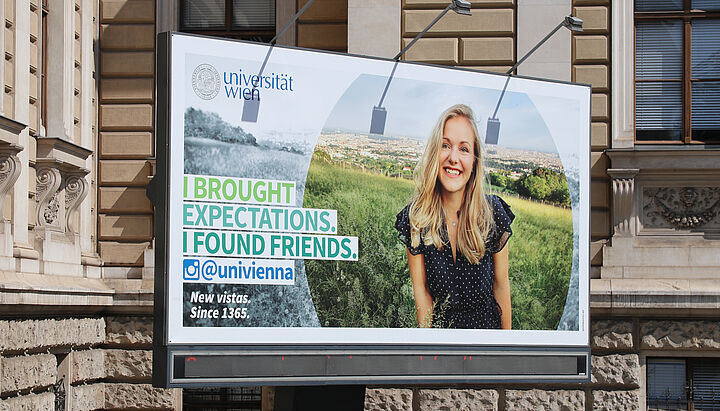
[{"x1": 169, "y1": 346, "x2": 590, "y2": 386}]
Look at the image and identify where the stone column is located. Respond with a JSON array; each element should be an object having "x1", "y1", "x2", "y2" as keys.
[{"x1": 12, "y1": 0, "x2": 38, "y2": 273}]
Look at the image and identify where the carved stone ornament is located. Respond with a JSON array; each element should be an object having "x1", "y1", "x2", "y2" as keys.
[
  {"x1": 643, "y1": 187, "x2": 720, "y2": 229},
  {"x1": 64, "y1": 174, "x2": 88, "y2": 233},
  {"x1": 0, "y1": 152, "x2": 21, "y2": 218},
  {"x1": 607, "y1": 169, "x2": 639, "y2": 237},
  {"x1": 36, "y1": 167, "x2": 63, "y2": 228}
]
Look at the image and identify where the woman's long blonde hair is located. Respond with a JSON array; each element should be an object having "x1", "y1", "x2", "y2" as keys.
[{"x1": 408, "y1": 104, "x2": 494, "y2": 264}]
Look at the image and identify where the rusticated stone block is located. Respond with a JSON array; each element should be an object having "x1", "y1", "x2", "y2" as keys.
[
  {"x1": 364, "y1": 388, "x2": 413, "y2": 411},
  {"x1": 641, "y1": 321, "x2": 720, "y2": 350},
  {"x1": 99, "y1": 187, "x2": 153, "y2": 213},
  {"x1": 573, "y1": 65, "x2": 608, "y2": 91},
  {"x1": 104, "y1": 383, "x2": 176, "y2": 410},
  {"x1": 99, "y1": 241, "x2": 150, "y2": 265},
  {"x1": 105, "y1": 316, "x2": 153, "y2": 347},
  {"x1": 592, "y1": 320, "x2": 634, "y2": 350},
  {"x1": 76, "y1": 318, "x2": 106, "y2": 346},
  {"x1": 0, "y1": 392, "x2": 54, "y2": 410},
  {"x1": 0, "y1": 321, "x2": 7, "y2": 350},
  {"x1": 105, "y1": 349, "x2": 152, "y2": 381},
  {"x1": 3, "y1": 318, "x2": 105, "y2": 353},
  {"x1": 403, "y1": 38, "x2": 458, "y2": 64},
  {"x1": 72, "y1": 350, "x2": 106, "y2": 382},
  {"x1": 3, "y1": 320, "x2": 37, "y2": 352},
  {"x1": 505, "y1": 389, "x2": 584, "y2": 410},
  {"x1": 591, "y1": 354, "x2": 640, "y2": 387},
  {"x1": 0, "y1": 354, "x2": 56, "y2": 394},
  {"x1": 592, "y1": 390, "x2": 640, "y2": 411},
  {"x1": 418, "y1": 389, "x2": 498, "y2": 411},
  {"x1": 70, "y1": 383, "x2": 105, "y2": 411}
]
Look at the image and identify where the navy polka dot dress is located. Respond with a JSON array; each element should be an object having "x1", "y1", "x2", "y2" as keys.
[{"x1": 395, "y1": 195, "x2": 514, "y2": 329}]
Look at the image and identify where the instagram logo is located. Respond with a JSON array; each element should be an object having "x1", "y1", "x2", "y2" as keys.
[{"x1": 183, "y1": 259, "x2": 200, "y2": 280}]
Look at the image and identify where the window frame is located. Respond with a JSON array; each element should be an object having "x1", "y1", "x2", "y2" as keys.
[
  {"x1": 646, "y1": 357, "x2": 720, "y2": 411},
  {"x1": 633, "y1": 0, "x2": 720, "y2": 144},
  {"x1": 179, "y1": 0, "x2": 276, "y2": 42}
]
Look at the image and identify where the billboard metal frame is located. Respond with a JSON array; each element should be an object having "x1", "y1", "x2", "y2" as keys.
[{"x1": 152, "y1": 31, "x2": 593, "y2": 387}]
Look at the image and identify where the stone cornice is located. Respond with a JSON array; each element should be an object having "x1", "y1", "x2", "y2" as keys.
[
  {"x1": 0, "y1": 274, "x2": 154, "y2": 315},
  {"x1": 591, "y1": 278, "x2": 720, "y2": 317},
  {"x1": 35, "y1": 136, "x2": 92, "y2": 171},
  {"x1": 607, "y1": 147, "x2": 720, "y2": 171},
  {"x1": 0, "y1": 114, "x2": 28, "y2": 136}
]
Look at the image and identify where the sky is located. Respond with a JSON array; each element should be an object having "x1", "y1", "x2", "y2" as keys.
[{"x1": 323, "y1": 74, "x2": 562, "y2": 154}]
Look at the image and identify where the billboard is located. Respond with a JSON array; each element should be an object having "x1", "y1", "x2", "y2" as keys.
[{"x1": 153, "y1": 32, "x2": 591, "y2": 386}]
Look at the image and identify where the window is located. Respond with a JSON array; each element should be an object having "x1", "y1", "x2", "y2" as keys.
[
  {"x1": 180, "y1": 0, "x2": 275, "y2": 42},
  {"x1": 183, "y1": 386, "x2": 261, "y2": 410},
  {"x1": 635, "y1": 0, "x2": 720, "y2": 143},
  {"x1": 647, "y1": 358, "x2": 720, "y2": 410}
]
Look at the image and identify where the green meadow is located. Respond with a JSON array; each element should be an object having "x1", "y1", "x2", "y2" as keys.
[{"x1": 303, "y1": 154, "x2": 573, "y2": 330}]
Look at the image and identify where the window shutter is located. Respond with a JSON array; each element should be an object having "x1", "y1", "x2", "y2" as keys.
[
  {"x1": 692, "y1": 0, "x2": 720, "y2": 11},
  {"x1": 691, "y1": 20, "x2": 720, "y2": 135},
  {"x1": 692, "y1": 361, "x2": 720, "y2": 409},
  {"x1": 636, "y1": 21, "x2": 683, "y2": 134},
  {"x1": 647, "y1": 359, "x2": 687, "y2": 410},
  {"x1": 692, "y1": 19, "x2": 720, "y2": 79},
  {"x1": 182, "y1": 0, "x2": 226, "y2": 30},
  {"x1": 232, "y1": 0, "x2": 275, "y2": 29},
  {"x1": 636, "y1": 0, "x2": 683, "y2": 12}
]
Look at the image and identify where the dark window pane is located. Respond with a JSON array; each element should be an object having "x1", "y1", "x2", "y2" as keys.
[
  {"x1": 647, "y1": 359, "x2": 687, "y2": 411},
  {"x1": 692, "y1": 0, "x2": 720, "y2": 11},
  {"x1": 692, "y1": 20, "x2": 720, "y2": 79},
  {"x1": 692, "y1": 81, "x2": 720, "y2": 135},
  {"x1": 182, "y1": 0, "x2": 226, "y2": 30},
  {"x1": 636, "y1": 82, "x2": 683, "y2": 139},
  {"x1": 693, "y1": 360, "x2": 720, "y2": 410},
  {"x1": 636, "y1": 0, "x2": 683, "y2": 12},
  {"x1": 232, "y1": 0, "x2": 275, "y2": 30},
  {"x1": 636, "y1": 21, "x2": 684, "y2": 80}
]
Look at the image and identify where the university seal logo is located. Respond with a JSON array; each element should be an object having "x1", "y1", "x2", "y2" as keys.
[{"x1": 192, "y1": 64, "x2": 221, "y2": 100}]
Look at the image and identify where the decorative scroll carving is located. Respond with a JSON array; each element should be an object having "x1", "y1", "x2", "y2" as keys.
[
  {"x1": 643, "y1": 187, "x2": 720, "y2": 229},
  {"x1": 0, "y1": 153, "x2": 21, "y2": 218},
  {"x1": 608, "y1": 169, "x2": 639, "y2": 237},
  {"x1": 64, "y1": 175, "x2": 88, "y2": 233},
  {"x1": 36, "y1": 167, "x2": 63, "y2": 228}
]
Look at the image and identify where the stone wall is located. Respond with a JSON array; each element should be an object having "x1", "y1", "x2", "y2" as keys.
[
  {"x1": 98, "y1": 0, "x2": 155, "y2": 276},
  {"x1": 0, "y1": 316, "x2": 180, "y2": 410},
  {"x1": 572, "y1": 0, "x2": 610, "y2": 275},
  {"x1": 365, "y1": 318, "x2": 720, "y2": 410}
]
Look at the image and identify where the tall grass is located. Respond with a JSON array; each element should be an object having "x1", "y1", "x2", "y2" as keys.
[
  {"x1": 304, "y1": 157, "x2": 573, "y2": 330},
  {"x1": 500, "y1": 196, "x2": 573, "y2": 330}
]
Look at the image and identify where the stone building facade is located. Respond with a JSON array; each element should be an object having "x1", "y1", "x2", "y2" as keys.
[{"x1": 0, "y1": 0, "x2": 717, "y2": 410}]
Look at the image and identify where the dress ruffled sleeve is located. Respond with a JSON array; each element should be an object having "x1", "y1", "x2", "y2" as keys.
[
  {"x1": 395, "y1": 204, "x2": 424, "y2": 255},
  {"x1": 488, "y1": 195, "x2": 514, "y2": 253}
]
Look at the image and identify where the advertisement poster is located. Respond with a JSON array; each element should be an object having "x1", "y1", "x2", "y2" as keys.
[{"x1": 165, "y1": 33, "x2": 590, "y2": 347}]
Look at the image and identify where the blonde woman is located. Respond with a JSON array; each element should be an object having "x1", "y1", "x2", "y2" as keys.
[{"x1": 395, "y1": 104, "x2": 514, "y2": 329}]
